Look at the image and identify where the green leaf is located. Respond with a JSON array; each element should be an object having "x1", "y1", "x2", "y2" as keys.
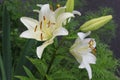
[
  {"x1": 23, "y1": 66, "x2": 36, "y2": 80},
  {"x1": 2, "y1": 4, "x2": 12, "y2": 80},
  {"x1": 27, "y1": 57, "x2": 47, "y2": 76},
  {"x1": 46, "y1": 75, "x2": 53, "y2": 80},
  {"x1": 0, "y1": 54, "x2": 6, "y2": 80},
  {"x1": 51, "y1": 70, "x2": 76, "y2": 80},
  {"x1": 15, "y1": 76, "x2": 30, "y2": 80},
  {"x1": 15, "y1": 39, "x2": 35, "y2": 75}
]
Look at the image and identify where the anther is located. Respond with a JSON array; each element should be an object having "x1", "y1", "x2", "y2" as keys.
[
  {"x1": 50, "y1": 5, "x2": 53, "y2": 11},
  {"x1": 40, "y1": 21, "x2": 42, "y2": 30},
  {"x1": 43, "y1": 16, "x2": 46, "y2": 21},
  {"x1": 57, "y1": 4, "x2": 60, "y2": 8},
  {"x1": 89, "y1": 40, "x2": 94, "y2": 46},
  {"x1": 34, "y1": 25, "x2": 37, "y2": 32},
  {"x1": 92, "y1": 48, "x2": 96, "y2": 55},
  {"x1": 51, "y1": 23, "x2": 55, "y2": 25},
  {"x1": 47, "y1": 21, "x2": 51, "y2": 27},
  {"x1": 40, "y1": 33, "x2": 43, "y2": 40}
]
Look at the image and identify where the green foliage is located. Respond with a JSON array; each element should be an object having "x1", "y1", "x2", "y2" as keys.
[{"x1": 0, "y1": 0, "x2": 119, "y2": 80}]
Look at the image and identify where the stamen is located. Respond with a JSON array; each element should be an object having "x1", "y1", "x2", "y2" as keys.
[
  {"x1": 40, "y1": 33, "x2": 43, "y2": 40},
  {"x1": 50, "y1": 5, "x2": 53, "y2": 11},
  {"x1": 47, "y1": 21, "x2": 51, "y2": 27},
  {"x1": 89, "y1": 40, "x2": 94, "y2": 46},
  {"x1": 57, "y1": 4, "x2": 60, "y2": 8},
  {"x1": 40, "y1": 21, "x2": 42, "y2": 30},
  {"x1": 34, "y1": 25, "x2": 37, "y2": 32},
  {"x1": 92, "y1": 48, "x2": 96, "y2": 55},
  {"x1": 51, "y1": 23, "x2": 55, "y2": 25},
  {"x1": 43, "y1": 16, "x2": 46, "y2": 21}
]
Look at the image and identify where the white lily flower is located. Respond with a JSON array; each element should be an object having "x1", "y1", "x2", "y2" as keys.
[
  {"x1": 20, "y1": 4, "x2": 74, "y2": 58},
  {"x1": 70, "y1": 31, "x2": 96, "y2": 80}
]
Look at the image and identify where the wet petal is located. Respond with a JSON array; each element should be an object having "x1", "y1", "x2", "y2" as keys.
[
  {"x1": 53, "y1": 27, "x2": 68, "y2": 37},
  {"x1": 36, "y1": 39, "x2": 54, "y2": 58},
  {"x1": 77, "y1": 31, "x2": 91, "y2": 40},
  {"x1": 20, "y1": 17, "x2": 38, "y2": 30}
]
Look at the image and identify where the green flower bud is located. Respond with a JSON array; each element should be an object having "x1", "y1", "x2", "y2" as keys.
[
  {"x1": 66, "y1": 0, "x2": 74, "y2": 12},
  {"x1": 80, "y1": 15, "x2": 113, "y2": 32}
]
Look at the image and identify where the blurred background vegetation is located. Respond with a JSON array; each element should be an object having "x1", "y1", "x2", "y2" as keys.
[{"x1": 0, "y1": 0, "x2": 120, "y2": 80}]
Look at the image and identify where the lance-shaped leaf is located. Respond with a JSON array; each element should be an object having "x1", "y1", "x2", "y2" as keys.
[
  {"x1": 66, "y1": 0, "x2": 74, "y2": 12},
  {"x1": 79, "y1": 15, "x2": 112, "y2": 32},
  {"x1": 0, "y1": 54, "x2": 6, "y2": 80},
  {"x1": 2, "y1": 4, "x2": 12, "y2": 80},
  {"x1": 23, "y1": 66, "x2": 36, "y2": 80}
]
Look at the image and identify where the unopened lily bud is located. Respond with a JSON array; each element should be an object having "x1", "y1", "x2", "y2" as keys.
[
  {"x1": 66, "y1": 0, "x2": 74, "y2": 12},
  {"x1": 79, "y1": 15, "x2": 112, "y2": 32}
]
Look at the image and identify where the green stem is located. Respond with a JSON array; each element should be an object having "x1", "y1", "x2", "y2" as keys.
[{"x1": 43, "y1": 37, "x2": 65, "y2": 80}]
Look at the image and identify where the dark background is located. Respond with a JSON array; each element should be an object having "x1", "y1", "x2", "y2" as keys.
[{"x1": 85, "y1": 0, "x2": 120, "y2": 58}]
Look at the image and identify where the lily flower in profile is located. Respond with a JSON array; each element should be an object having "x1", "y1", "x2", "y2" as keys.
[
  {"x1": 20, "y1": 4, "x2": 74, "y2": 58},
  {"x1": 70, "y1": 31, "x2": 96, "y2": 79}
]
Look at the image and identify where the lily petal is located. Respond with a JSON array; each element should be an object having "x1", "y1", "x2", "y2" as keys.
[
  {"x1": 20, "y1": 17, "x2": 38, "y2": 30},
  {"x1": 33, "y1": 9, "x2": 40, "y2": 13},
  {"x1": 73, "y1": 10, "x2": 81, "y2": 16},
  {"x1": 39, "y1": 4, "x2": 54, "y2": 21},
  {"x1": 77, "y1": 31, "x2": 91, "y2": 40},
  {"x1": 36, "y1": 4, "x2": 43, "y2": 7},
  {"x1": 20, "y1": 30, "x2": 34, "y2": 39},
  {"x1": 55, "y1": 6, "x2": 66, "y2": 18},
  {"x1": 79, "y1": 63, "x2": 92, "y2": 79},
  {"x1": 53, "y1": 27, "x2": 68, "y2": 37},
  {"x1": 57, "y1": 13, "x2": 74, "y2": 26},
  {"x1": 36, "y1": 39, "x2": 54, "y2": 58}
]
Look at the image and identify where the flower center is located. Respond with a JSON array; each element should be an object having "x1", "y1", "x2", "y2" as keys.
[{"x1": 34, "y1": 16, "x2": 56, "y2": 41}]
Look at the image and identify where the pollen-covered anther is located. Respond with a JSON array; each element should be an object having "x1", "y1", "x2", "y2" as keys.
[
  {"x1": 47, "y1": 21, "x2": 51, "y2": 27},
  {"x1": 51, "y1": 23, "x2": 55, "y2": 25},
  {"x1": 43, "y1": 16, "x2": 46, "y2": 21},
  {"x1": 40, "y1": 21, "x2": 42, "y2": 30},
  {"x1": 92, "y1": 48, "x2": 96, "y2": 55},
  {"x1": 89, "y1": 39, "x2": 94, "y2": 46},
  {"x1": 40, "y1": 33, "x2": 43, "y2": 40},
  {"x1": 57, "y1": 4, "x2": 60, "y2": 8},
  {"x1": 34, "y1": 25, "x2": 37, "y2": 32}
]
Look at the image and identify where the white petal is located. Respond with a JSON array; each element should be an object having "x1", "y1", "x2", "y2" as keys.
[
  {"x1": 36, "y1": 4, "x2": 43, "y2": 7},
  {"x1": 82, "y1": 53, "x2": 96, "y2": 64},
  {"x1": 39, "y1": 4, "x2": 54, "y2": 21},
  {"x1": 55, "y1": 6, "x2": 66, "y2": 18},
  {"x1": 85, "y1": 64, "x2": 92, "y2": 79},
  {"x1": 57, "y1": 13, "x2": 74, "y2": 26},
  {"x1": 77, "y1": 31, "x2": 91, "y2": 40},
  {"x1": 36, "y1": 39, "x2": 54, "y2": 58},
  {"x1": 20, "y1": 30, "x2": 34, "y2": 39},
  {"x1": 33, "y1": 9, "x2": 40, "y2": 13},
  {"x1": 79, "y1": 62, "x2": 92, "y2": 79},
  {"x1": 53, "y1": 27, "x2": 68, "y2": 37},
  {"x1": 20, "y1": 17, "x2": 38, "y2": 30},
  {"x1": 73, "y1": 10, "x2": 81, "y2": 16}
]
